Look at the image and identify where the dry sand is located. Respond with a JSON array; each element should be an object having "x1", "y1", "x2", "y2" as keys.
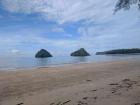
[{"x1": 0, "y1": 59, "x2": 140, "y2": 105}]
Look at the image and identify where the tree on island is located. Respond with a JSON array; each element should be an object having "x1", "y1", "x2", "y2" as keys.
[
  {"x1": 114, "y1": 0, "x2": 140, "y2": 13},
  {"x1": 96, "y1": 48, "x2": 140, "y2": 55}
]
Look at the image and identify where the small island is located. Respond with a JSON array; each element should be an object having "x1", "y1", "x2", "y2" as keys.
[
  {"x1": 71, "y1": 48, "x2": 90, "y2": 56},
  {"x1": 96, "y1": 48, "x2": 140, "y2": 55},
  {"x1": 35, "y1": 49, "x2": 53, "y2": 58}
]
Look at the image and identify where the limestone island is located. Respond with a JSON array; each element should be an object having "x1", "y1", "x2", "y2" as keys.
[
  {"x1": 35, "y1": 49, "x2": 53, "y2": 58},
  {"x1": 96, "y1": 48, "x2": 140, "y2": 55},
  {"x1": 71, "y1": 48, "x2": 90, "y2": 56}
]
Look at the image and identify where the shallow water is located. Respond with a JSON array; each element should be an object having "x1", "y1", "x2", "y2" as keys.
[{"x1": 0, "y1": 54, "x2": 140, "y2": 70}]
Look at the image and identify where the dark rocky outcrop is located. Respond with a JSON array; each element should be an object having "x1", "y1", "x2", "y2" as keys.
[
  {"x1": 96, "y1": 48, "x2": 140, "y2": 55},
  {"x1": 35, "y1": 49, "x2": 52, "y2": 58},
  {"x1": 71, "y1": 48, "x2": 90, "y2": 56}
]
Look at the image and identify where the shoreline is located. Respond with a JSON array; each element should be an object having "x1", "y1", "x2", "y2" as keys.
[{"x1": 0, "y1": 56, "x2": 139, "y2": 71}]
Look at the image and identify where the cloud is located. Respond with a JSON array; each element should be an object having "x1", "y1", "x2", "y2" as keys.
[
  {"x1": 1, "y1": 0, "x2": 117, "y2": 24},
  {"x1": 52, "y1": 27, "x2": 64, "y2": 33},
  {"x1": 11, "y1": 49, "x2": 20, "y2": 54},
  {"x1": 75, "y1": 5, "x2": 140, "y2": 51}
]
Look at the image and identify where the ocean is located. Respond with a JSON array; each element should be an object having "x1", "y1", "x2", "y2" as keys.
[{"x1": 0, "y1": 54, "x2": 140, "y2": 70}]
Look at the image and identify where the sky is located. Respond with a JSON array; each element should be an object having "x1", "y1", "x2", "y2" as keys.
[{"x1": 0, "y1": 0, "x2": 140, "y2": 57}]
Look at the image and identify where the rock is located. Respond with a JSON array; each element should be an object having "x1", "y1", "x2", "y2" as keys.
[
  {"x1": 71, "y1": 48, "x2": 90, "y2": 56},
  {"x1": 35, "y1": 49, "x2": 52, "y2": 58}
]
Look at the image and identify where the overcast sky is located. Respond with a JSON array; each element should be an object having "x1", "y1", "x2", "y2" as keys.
[{"x1": 0, "y1": 0, "x2": 140, "y2": 56}]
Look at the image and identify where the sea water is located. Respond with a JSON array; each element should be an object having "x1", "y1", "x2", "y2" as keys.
[{"x1": 0, "y1": 54, "x2": 140, "y2": 70}]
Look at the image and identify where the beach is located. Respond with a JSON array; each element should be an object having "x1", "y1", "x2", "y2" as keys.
[{"x1": 0, "y1": 59, "x2": 140, "y2": 105}]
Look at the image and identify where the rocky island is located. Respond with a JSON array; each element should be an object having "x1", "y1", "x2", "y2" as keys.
[
  {"x1": 96, "y1": 48, "x2": 140, "y2": 55},
  {"x1": 71, "y1": 48, "x2": 90, "y2": 56},
  {"x1": 35, "y1": 49, "x2": 53, "y2": 58}
]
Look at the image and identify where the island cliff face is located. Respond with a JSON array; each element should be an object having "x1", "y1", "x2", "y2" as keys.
[
  {"x1": 96, "y1": 48, "x2": 140, "y2": 55},
  {"x1": 35, "y1": 49, "x2": 53, "y2": 58},
  {"x1": 71, "y1": 48, "x2": 90, "y2": 56}
]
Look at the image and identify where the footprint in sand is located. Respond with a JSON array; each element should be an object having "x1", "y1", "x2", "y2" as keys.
[
  {"x1": 109, "y1": 83, "x2": 119, "y2": 86},
  {"x1": 86, "y1": 80, "x2": 92, "y2": 82},
  {"x1": 77, "y1": 100, "x2": 88, "y2": 105},
  {"x1": 91, "y1": 89, "x2": 97, "y2": 92},
  {"x1": 109, "y1": 78, "x2": 138, "y2": 95},
  {"x1": 16, "y1": 103, "x2": 24, "y2": 105},
  {"x1": 50, "y1": 100, "x2": 71, "y2": 105},
  {"x1": 131, "y1": 103, "x2": 140, "y2": 105},
  {"x1": 83, "y1": 97, "x2": 88, "y2": 100}
]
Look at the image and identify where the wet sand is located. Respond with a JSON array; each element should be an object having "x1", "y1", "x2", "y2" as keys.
[{"x1": 0, "y1": 59, "x2": 140, "y2": 105}]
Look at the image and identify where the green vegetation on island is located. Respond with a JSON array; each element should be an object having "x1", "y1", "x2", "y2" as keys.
[{"x1": 96, "y1": 48, "x2": 140, "y2": 55}]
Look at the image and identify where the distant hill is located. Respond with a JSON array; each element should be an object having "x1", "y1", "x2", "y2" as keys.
[
  {"x1": 35, "y1": 49, "x2": 53, "y2": 58},
  {"x1": 71, "y1": 48, "x2": 90, "y2": 56},
  {"x1": 96, "y1": 48, "x2": 140, "y2": 55}
]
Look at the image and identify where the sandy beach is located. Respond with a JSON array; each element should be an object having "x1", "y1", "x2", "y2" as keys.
[{"x1": 0, "y1": 59, "x2": 140, "y2": 105}]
